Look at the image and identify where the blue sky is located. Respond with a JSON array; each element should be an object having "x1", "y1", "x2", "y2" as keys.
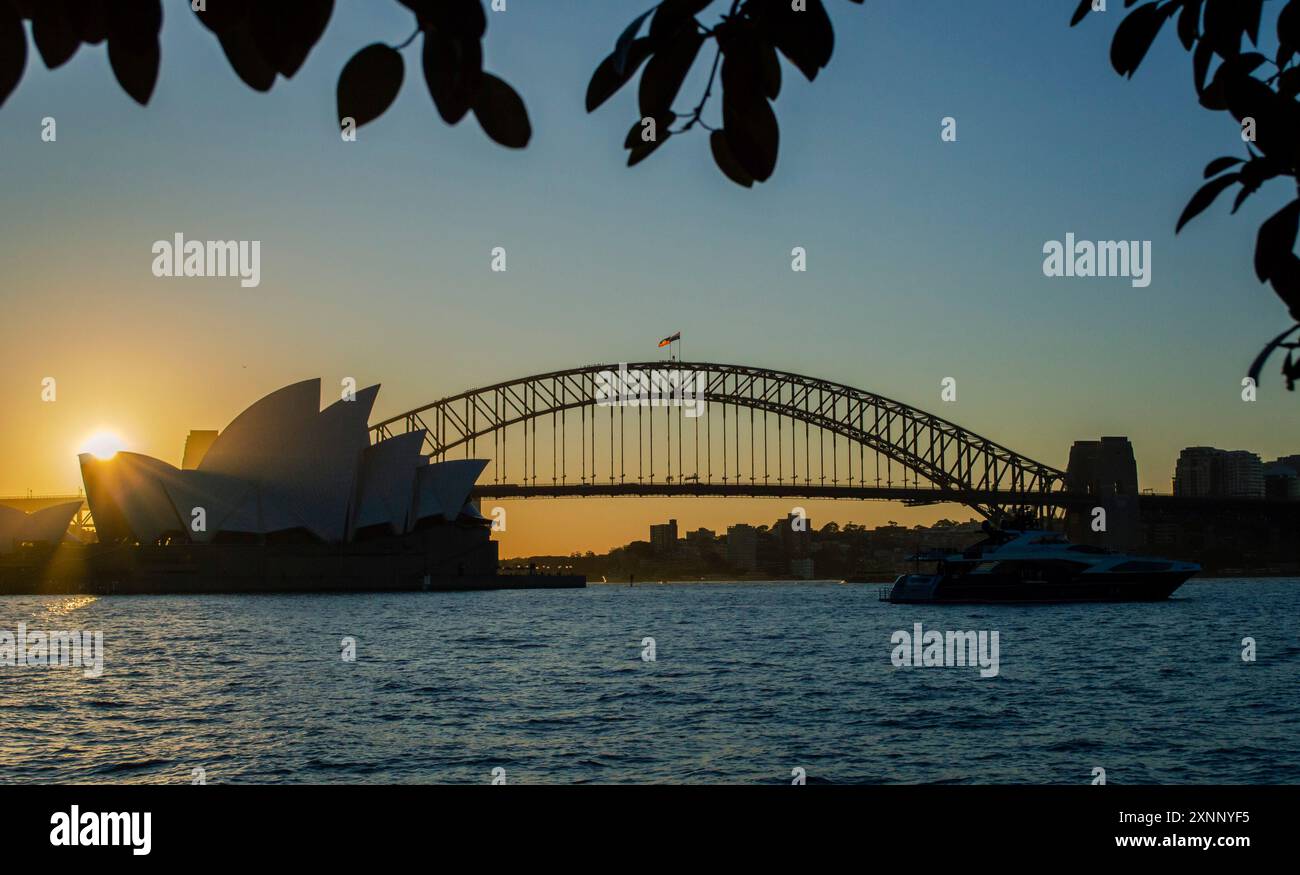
[{"x1": 1, "y1": 1, "x2": 1296, "y2": 552}]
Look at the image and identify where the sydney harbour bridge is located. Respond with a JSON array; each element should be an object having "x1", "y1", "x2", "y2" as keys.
[{"x1": 369, "y1": 361, "x2": 1089, "y2": 521}]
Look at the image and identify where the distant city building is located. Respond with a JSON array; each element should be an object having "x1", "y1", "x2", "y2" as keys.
[
  {"x1": 181, "y1": 430, "x2": 219, "y2": 469},
  {"x1": 1173, "y1": 447, "x2": 1216, "y2": 497},
  {"x1": 781, "y1": 512, "x2": 812, "y2": 558},
  {"x1": 789, "y1": 557, "x2": 815, "y2": 580},
  {"x1": 726, "y1": 524, "x2": 758, "y2": 571},
  {"x1": 685, "y1": 527, "x2": 716, "y2": 547},
  {"x1": 1264, "y1": 460, "x2": 1300, "y2": 500},
  {"x1": 649, "y1": 518, "x2": 678, "y2": 554},
  {"x1": 1221, "y1": 451, "x2": 1265, "y2": 497},
  {"x1": 1174, "y1": 447, "x2": 1264, "y2": 498}
]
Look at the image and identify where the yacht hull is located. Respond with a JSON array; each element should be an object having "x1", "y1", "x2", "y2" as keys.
[{"x1": 887, "y1": 570, "x2": 1196, "y2": 604}]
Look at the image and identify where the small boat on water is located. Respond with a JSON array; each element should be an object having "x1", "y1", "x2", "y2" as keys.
[{"x1": 882, "y1": 526, "x2": 1199, "y2": 604}]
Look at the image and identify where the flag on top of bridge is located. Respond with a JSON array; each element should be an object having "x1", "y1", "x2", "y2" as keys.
[{"x1": 658, "y1": 332, "x2": 680, "y2": 348}]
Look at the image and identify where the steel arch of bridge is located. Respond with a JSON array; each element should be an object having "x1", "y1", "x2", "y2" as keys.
[{"x1": 369, "y1": 362, "x2": 1067, "y2": 519}]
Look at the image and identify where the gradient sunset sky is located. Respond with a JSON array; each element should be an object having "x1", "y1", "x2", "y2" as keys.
[{"x1": 1, "y1": 1, "x2": 1297, "y2": 557}]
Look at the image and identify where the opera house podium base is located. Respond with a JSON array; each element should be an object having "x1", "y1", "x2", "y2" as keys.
[{"x1": 0, "y1": 528, "x2": 585, "y2": 596}]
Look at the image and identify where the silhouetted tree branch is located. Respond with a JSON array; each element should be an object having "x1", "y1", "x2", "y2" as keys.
[
  {"x1": 0, "y1": 0, "x2": 865, "y2": 179},
  {"x1": 1073, "y1": 0, "x2": 1300, "y2": 390}
]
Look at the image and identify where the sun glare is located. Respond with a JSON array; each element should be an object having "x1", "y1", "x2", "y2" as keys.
[{"x1": 81, "y1": 430, "x2": 126, "y2": 460}]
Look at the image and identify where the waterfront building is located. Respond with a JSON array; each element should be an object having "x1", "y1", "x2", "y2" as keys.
[
  {"x1": 781, "y1": 512, "x2": 812, "y2": 558},
  {"x1": 649, "y1": 519, "x2": 678, "y2": 554},
  {"x1": 1173, "y1": 447, "x2": 1264, "y2": 498},
  {"x1": 77, "y1": 379, "x2": 490, "y2": 546},
  {"x1": 1264, "y1": 461, "x2": 1300, "y2": 499},
  {"x1": 789, "y1": 557, "x2": 815, "y2": 579},
  {"x1": 0, "y1": 500, "x2": 83, "y2": 553},
  {"x1": 726, "y1": 524, "x2": 759, "y2": 571}
]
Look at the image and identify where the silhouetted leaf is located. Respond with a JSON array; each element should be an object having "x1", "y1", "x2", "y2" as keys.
[
  {"x1": 218, "y1": 27, "x2": 276, "y2": 91},
  {"x1": 1198, "y1": 50, "x2": 1263, "y2": 110},
  {"x1": 0, "y1": 0, "x2": 26, "y2": 109},
  {"x1": 719, "y1": 20, "x2": 780, "y2": 100},
  {"x1": 1280, "y1": 66, "x2": 1300, "y2": 101},
  {"x1": 422, "y1": 30, "x2": 482, "y2": 124},
  {"x1": 721, "y1": 83, "x2": 778, "y2": 181},
  {"x1": 107, "y1": 36, "x2": 159, "y2": 105},
  {"x1": 69, "y1": 0, "x2": 108, "y2": 45},
  {"x1": 1241, "y1": 0, "x2": 1264, "y2": 45},
  {"x1": 249, "y1": 0, "x2": 333, "y2": 79},
  {"x1": 587, "y1": 37, "x2": 653, "y2": 113},
  {"x1": 649, "y1": 0, "x2": 712, "y2": 41},
  {"x1": 1248, "y1": 324, "x2": 1300, "y2": 385},
  {"x1": 1176, "y1": 173, "x2": 1239, "y2": 232},
  {"x1": 1239, "y1": 156, "x2": 1283, "y2": 188},
  {"x1": 1255, "y1": 199, "x2": 1300, "y2": 282},
  {"x1": 752, "y1": 0, "x2": 833, "y2": 81},
  {"x1": 1111, "y1": 2, "x2": 1170, "y2": 78},
  {"x1": 105, "y1": 0, "x2": 162, "y2": 106},
  {"x1": 1232, "y1": 186, "x2": 1253, "y2": 214},
  {"x1": 1070, "y1": 0, "x2": 1093, "y2": 28},
  {"x1": 32, "y1": 0, "x2": 80, "y2": 70},
  {"x1": 1193, "y1": 38, "x2": 1213, "y2": 92},
  {"x1": 1281, "y1": 0, "x2": 1300, "y2": 50},
  {"x1": 710, "y1": 129, "x2": 754, "y2": 188},
  {"x1": 1230, "y1": 158, "x2": 1281, "y2": 214},
  {"x1": 717, "y1": 30, "x2": 779, "y2": 183},
  {"x1": 193, "y1": 0, "x2": 251, "y2": 35},
  {"x1": 639, "y1": 27, "x2": 703, "y2": 118},
  {"x1": 1227, "y1": 50, "x2": 1267, "y2": 77},
  {"x1": 106, "y1": 0, "x2": 162, "y2": 54},
  {"x1": 402, "y1": 0, "x2": 486, "y2": 40},
  {"x1": 1204, "y1": 155, "x2": 1244, "y2": 178},
  {"x1": 337, "y1": 43, "x2": 403, "y2": 128},
  {"x1": 1176, "y1": 0, "x2": 1202, "y2": 51},
  {"x1": 1201, "y1": 0, "x2": 1263, "y2": 58},
  {"x1": 614, "y1": 6, "x2": 656, "y2": 75},
  {"x1": 1284, "y1": 349, "x2": 1300, "y2": 388},
  {"x1": 759, "y1": 39, "x2": 781, "y2": 100},
  {"x1": 627, "y1": 130, "x2": 671, "y2": 166},
  {"x1": 1222, "y1": 66, "x2": 1298, "y2": 157},
  {"x1": 623, "y1": 112, "x2": 676, "y2": 148},
  {"x1": 1269, "y1": 255, "x2": 1300, "y2": 320},
  {"x1": 473, "y1": 72, "x2": 530, "y2": 148}
]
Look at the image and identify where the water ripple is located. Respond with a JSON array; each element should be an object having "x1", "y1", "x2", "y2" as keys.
[{"x1": 0, "y1": 579, "x2": 1297, "y2": 784}]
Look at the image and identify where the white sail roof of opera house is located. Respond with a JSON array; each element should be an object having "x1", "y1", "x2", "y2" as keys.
[
  {"x1": 414, "y1": 459, "x2": 489, "y2": 523},
  {"x1": 0, "y1": 500, "x2": 84, "y2": 553},
  {"x1": 352, "y1": 431, "x2": 428, "y2": 536},
  {"x1": 77, "y1": 380, "x2": 489, "y2": 546}
]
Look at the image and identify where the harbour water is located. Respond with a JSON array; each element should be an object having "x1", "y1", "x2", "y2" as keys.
[{"x1": 1, "y1": 578, "x2": 1296, "y2": 784}]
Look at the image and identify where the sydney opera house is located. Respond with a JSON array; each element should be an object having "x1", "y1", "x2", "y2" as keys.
[
  {"x1": 2, "y1": 380, "x2": 562, "y2": 594},
  {"x1": 0, "y1": 500, "x2": 86, "y2": 555}
]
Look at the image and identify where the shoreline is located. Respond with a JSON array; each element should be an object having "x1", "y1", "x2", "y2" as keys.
[{"x1": 585, "y1": 574, "x2": 1300, "y2": 585}]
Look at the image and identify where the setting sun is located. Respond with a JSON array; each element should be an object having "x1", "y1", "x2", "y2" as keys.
[{"x1": 80, "y1": 429, "x2": 126, "y2": 460}]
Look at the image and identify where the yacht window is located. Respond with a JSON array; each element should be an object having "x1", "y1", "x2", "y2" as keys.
[{"x1": 1112, "y1": 561, "x2": 1170, "y2": 573}]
